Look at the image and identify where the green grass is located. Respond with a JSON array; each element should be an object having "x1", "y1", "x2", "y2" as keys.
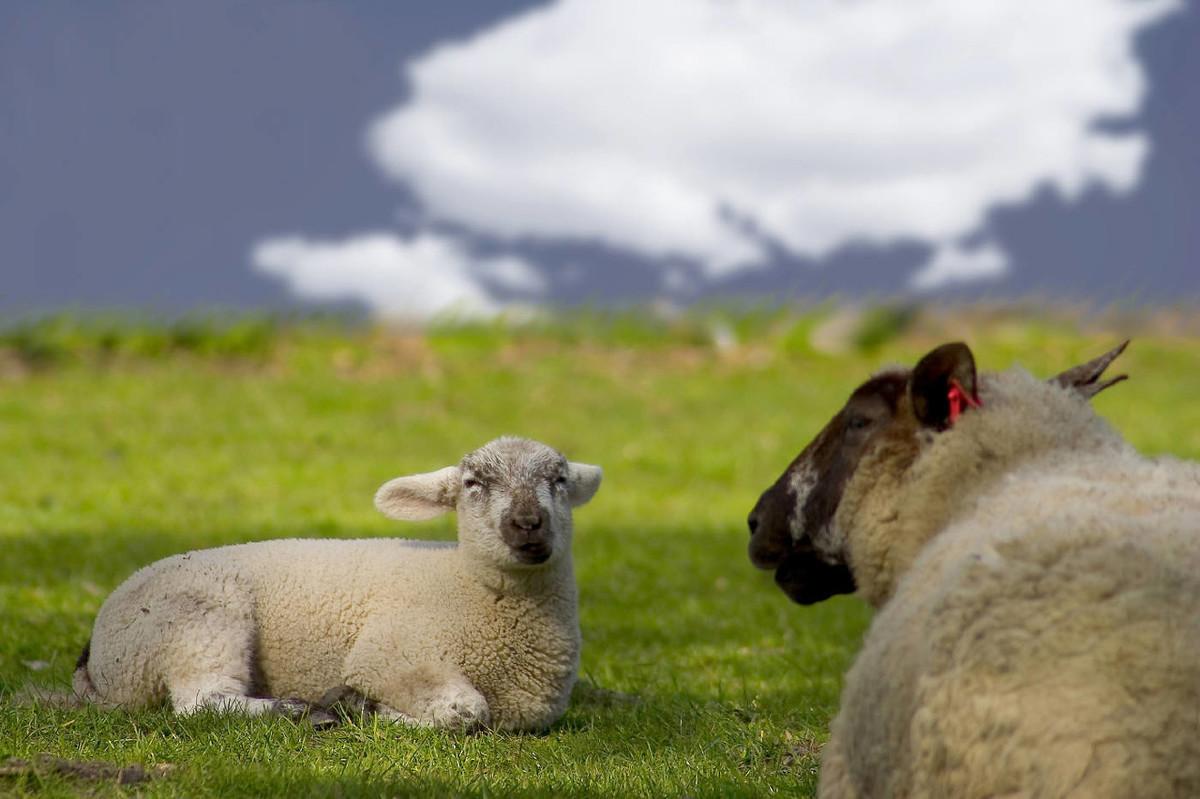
[{"x1": 1, "y1": 308, "x2": 1197, "y2": 797}]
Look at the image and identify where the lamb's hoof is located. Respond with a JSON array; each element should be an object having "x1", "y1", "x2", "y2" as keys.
[
  {"x1": 431, "y1": 689, "x2": 491, "y2": 732},
  {"x1": 272, "y1": 697, "x2": 313, "y2": 722},
  {"x1": 317, "y1": 685, "x2": 377, "y2": 722},
  {"x1": 307, "y1": 709, "x2": 340, "y2": 731}
]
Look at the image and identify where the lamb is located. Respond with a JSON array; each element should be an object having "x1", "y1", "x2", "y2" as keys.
[
  {"x1": 66, "y1": 436, "x2": 602, "y2": 732},
  {"x1": 747, "y1": 341, "x2": 1200, "y2": 798}
]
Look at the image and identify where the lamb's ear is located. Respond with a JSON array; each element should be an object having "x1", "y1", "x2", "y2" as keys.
[
  {"x1": 565, "y1": 462, "x2": 603, "y2": 508},
  {"x1": 910, "y1": 341, "x2": 979, "y2": 430},
  {"x1": 374, "y1": 466, "x2": 461, "y2": 521},
  {"x1": 1050, "y1": 340, "x2": 1129, "y2": 400}
]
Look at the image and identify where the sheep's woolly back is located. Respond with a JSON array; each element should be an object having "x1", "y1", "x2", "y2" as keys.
[
  {"x1": 828, "y1": 511, "x2": 1200, "y2": 798},
  {"x1": 838, "y1": 367, "x2": 1134, "y2": 607}
]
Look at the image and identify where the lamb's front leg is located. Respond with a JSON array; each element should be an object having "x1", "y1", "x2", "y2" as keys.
[
  {"x1": 342, "y1": 621, "x2": 491, "y2": 731},
  {"x1": 334, "y1": 663, "x2": 490, "y2": 731}
]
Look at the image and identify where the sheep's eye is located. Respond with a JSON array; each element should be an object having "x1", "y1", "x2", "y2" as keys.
[
  {"x1": 554, "y1": 475, "x2": 568, "y2": 487},
  {"x1": 463, "y1": 478, "x2": 483, "y2": 490},
  {"x1": 847, "y1": 415, "x2": 872, "y2": 431}
]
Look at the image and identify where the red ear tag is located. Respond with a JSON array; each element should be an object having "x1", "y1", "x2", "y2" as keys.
[{"x1": 946, "y1": 381, "x2": 982, "y2": 426}]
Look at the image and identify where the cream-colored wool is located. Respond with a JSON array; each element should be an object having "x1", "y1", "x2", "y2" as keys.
[
  {"x1": 71, "y1": 437, "x2": 602, "y2": 732},
  {"x1": 823, "y1": 369, "x2": 1200, "y2": 798}
]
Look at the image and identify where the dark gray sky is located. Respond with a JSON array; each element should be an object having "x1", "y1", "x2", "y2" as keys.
[{"x1": 2, "y1": 0, "x2": 1197, "y2": 315}]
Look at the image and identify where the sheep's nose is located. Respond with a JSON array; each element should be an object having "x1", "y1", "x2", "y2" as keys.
[
  {"x1": 511, "y1": 512, "x2": 543, "y2": 532},
  {"x1": 747, "y1": 511, "x2": 760, "y2": 537}
]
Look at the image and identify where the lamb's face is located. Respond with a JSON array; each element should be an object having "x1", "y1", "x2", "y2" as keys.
[
  {"x1": 747, "y1": 371, "x2": 909, "y2": 604},
  {"x1": 456, "y1": 439, "x2": 580, "y2": 567},
  {"x1": 747, "y1": 340, "x2": 1129, "y2": 606},
  {"x1": 375, "y1": 437, "x2": 603, "y2": 570}
]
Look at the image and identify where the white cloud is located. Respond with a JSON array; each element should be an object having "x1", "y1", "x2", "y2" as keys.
[
  {"x1": 370, "y1": 0, "x2": 1177, "y2": 287},
  {"x1": 252, "y1": 232, "x2": 541, "y2": 320},
  {"x1": 473, "y1": 254, "x2": 547, "y2": 294},
  {"x1": 910, "y1": 243, "x2": 1009, "y2": 291}
]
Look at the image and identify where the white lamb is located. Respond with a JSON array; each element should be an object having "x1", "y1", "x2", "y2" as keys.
[
  {"x1": 748, "y1": 342, "x2": 1200, "y2": 798},
  {"x1": 67, "y1": 436, "x2": 602, "y2": 732}
]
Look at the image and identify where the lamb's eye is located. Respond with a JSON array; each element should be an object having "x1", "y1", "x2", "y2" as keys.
[
  {"x1": 847, "y1": 415, "x2": 872, "y2": 431},
  {"x1": 553, "y1": 475, "x2": 568, "y2": 488},
  {"x1": 463, "y1": 478, "x2": 483, "y2": 491}
]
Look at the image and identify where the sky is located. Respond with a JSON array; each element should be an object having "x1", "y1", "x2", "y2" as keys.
[{"x1": 2, "y1": 0, "x2": 1197, "y2": 319}]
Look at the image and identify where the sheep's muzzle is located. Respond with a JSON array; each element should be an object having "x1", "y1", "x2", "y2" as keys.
[
  {"x1": 774, "y1": 553, "x2": 856, "y2": 606},
  {"x1": 502, "y1": 505, "x2": 553, "y2": 564}
]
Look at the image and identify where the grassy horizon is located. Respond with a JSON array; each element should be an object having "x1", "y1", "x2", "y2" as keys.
[{"x1": 1, "y1": 308, "x2": 1197, "y2": 797}]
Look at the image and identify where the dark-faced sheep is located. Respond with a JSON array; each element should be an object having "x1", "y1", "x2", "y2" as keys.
[{"x1": 748, "y1": 342, "x2": 1200, "y2": 798}]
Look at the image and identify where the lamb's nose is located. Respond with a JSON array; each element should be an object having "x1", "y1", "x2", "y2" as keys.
[
  {"x1": 747, "y1": 512, "x2": 760, "y2": 537},
  {"x1": 512, "y1": 513, "x2": 542, "y2": 532}
]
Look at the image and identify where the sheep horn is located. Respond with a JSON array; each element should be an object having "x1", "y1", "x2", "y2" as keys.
[{"x1": 1050, "y1": 340, "x2": 1130, "y2": 399}]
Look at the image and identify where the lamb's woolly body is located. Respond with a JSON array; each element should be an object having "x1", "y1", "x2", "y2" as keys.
[
  {"x1": 73, "y1": 437, "x2": 601, "y2": 732},
  {"x1": 823, "y1": 368, "x2": 1200, "y2": 798},
  {"x1": 78, "y1": 537, "x2": 578, "y2": 730},
  {"x1": 77, "y1": 537, "x2": 579, "y2": 729}
]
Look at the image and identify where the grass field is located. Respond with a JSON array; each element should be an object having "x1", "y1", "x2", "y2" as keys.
[{"x1": 1, "y1": 308, "x2": 1197, "y2": 797}]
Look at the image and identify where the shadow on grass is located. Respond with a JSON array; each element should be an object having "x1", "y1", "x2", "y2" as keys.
[{"x1": 0, "y1": 697, "x2": 818, "y2": 798}]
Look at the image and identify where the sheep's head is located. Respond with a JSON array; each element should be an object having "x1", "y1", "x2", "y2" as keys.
[
  {"x1": 747, "y1": 340, "x2": 1128, "y2": 606},
  {"x1": 375, "y1": 437, "x2": 603, "y2": 569}
]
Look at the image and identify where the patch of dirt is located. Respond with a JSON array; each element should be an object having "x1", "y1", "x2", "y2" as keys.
[
  {"x1": 0, "y1": 350, "x2": 33, "y2": 381},
  {"x1": 0, "y1": 755, "x2": 175, "y2": 786}
]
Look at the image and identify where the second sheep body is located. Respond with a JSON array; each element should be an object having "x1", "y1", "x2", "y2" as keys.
[{"x1": 749, "y1": 342, "x2": 1200, "y2": 797}]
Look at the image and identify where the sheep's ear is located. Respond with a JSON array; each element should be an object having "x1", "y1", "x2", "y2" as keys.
[
  {"x1": 374, "y1": 466, "x2": 461, "y2": 521},
  {"x1": 565, "y1": 462, "x2": 603, "y2": 508},
  {"x1": 910, "y1": 342, "x2": 979, "y2": 430}
]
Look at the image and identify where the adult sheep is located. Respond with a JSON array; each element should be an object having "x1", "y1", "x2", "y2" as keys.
[
  {"x1": 67, "y1": 436, "x2": 602, "y2": 732},
  {"x1": 747, "y1": 341, "x2": 1200, "y2": 798}
]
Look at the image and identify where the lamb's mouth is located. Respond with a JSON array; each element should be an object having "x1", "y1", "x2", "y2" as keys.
[
  {"x1": 512, "y1": 543, "x2": 552, "y2": 564},
  {"x1": 773, "y1": 554, "x2": 856, "y2": 605}
]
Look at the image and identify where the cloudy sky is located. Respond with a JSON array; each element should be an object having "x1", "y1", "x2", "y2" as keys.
[{"x1": 3, "y1": 0, "x2": 1197, "y2": 318}]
